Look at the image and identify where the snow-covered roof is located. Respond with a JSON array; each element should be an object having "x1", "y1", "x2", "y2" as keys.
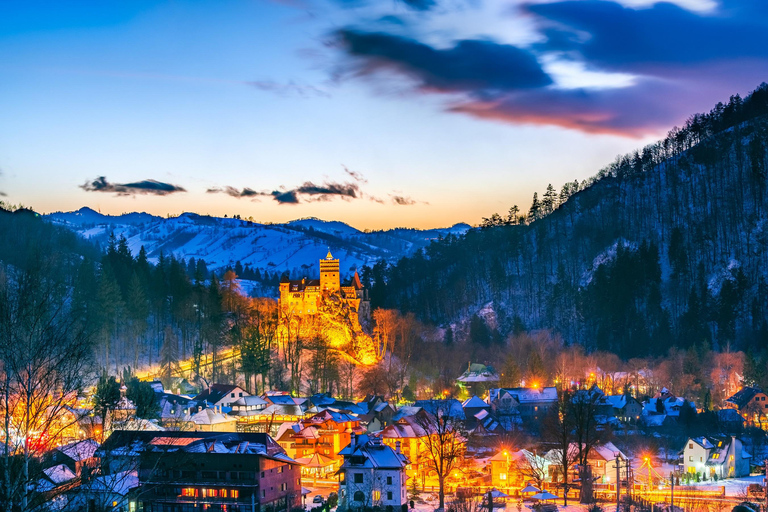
[
  {"x1": 340, "y1": 434, "x2": 409, "y2": 469},
  {"x1": 43, "y1": 464, "x2": 77, "y2": 485},
  {"x1": 189, "y1": 408, "x2": 237, "y2": 426},
  {"x1": 591, "y1": 442, "x2": 627, "y2": 461},
  {"x1": 57, "y1": 439, "x2": 99, "y2": 462},
  {"x1": 462, "y1": 396, "x2": 489, "y2": 409}
]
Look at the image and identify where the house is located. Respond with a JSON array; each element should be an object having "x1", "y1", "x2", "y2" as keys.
[
  {"x1": 379, "y1": 409, "x2": 467, "y2": 484},
  {"x1": 489, "y1": 449, "x2": 545, "y2": 490},
  {"x1": 68, "y1": 470, "x2": 139, "y2": 512},
  {"x1": 725, "y1": 387, "x2": 768, "y2": 426},
  {"x1": 101, "y1": 431, "x2": 301, "y2": 511},
  {"x1": 48, "y1": 439, "x2": 99, "y2": 477},
  {"x1": 463, "y1": 396, "x2": 491, "y2": 420},
  {"x1": 193, "y1": 384, "x2": 249, "y2": 409},
  {"x1": 359, "y1": 401, "x2": 397, "y2": 433},
  {"x1": 489, "y1": 387, "x2": 558, "y2": 423},
  {"x1": 414, "y1": 399, "x2": 466, "y2": 420},
  {"x1": 599, "y1": 394, "x2": 643, "y2": 423},
  {"x1": 681, "y1": 436, "x2": 751, "y2": 479},
  {"x1": 275, "y1": 410, "x2": 365, "y2": 479},
  {"x1": 186, "y1": 407, "x2": 239, "y2": 432},
  {"x1": 586, "y1": 442, "x2": 629, "y2": 483},
  {"x1": 339, "y1": 433, "x2": 409, "y2": 510}
]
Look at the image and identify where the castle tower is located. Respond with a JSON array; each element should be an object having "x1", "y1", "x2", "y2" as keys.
[{"x1": 319, "y1": 249, "x2": 340, "y2": 293}]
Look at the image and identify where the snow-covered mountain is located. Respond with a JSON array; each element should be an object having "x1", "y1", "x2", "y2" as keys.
[{"x1": 46, "y1": 207, "x2": 470, "y2": 276}]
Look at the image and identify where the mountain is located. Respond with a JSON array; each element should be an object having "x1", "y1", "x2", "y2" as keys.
[
  {"x1": 375, "y1": 83, "x2": 768, "y2": 358},
  {"x1": 46, "y1": 209, "x2": 470, "y2": 279}
]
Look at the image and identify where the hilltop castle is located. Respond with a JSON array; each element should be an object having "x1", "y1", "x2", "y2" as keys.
[{"x1": 278, "y1": 250, "x2": 371, "y2": 328}]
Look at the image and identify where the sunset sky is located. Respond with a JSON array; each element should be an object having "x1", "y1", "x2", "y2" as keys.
[{"x1": 1, "y1": 0, "x2": 766, "y2": 229}]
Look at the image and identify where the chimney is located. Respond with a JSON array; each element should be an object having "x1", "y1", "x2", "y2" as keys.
[
  {"x1": 350, "y1": 433, "x2": 356, "y2": 449},
  {"x1": 395, "y1": 441, "x2": 401, "y2": 454}
]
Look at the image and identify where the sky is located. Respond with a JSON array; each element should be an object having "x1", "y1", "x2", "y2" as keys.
[{"x1": 0, "y1": 0, "x2": 766, "y2": 230}]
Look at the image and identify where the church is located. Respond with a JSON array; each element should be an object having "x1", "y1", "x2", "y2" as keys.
[{"x1": 277, "y1": 250, "x2": 371, "y2": 327}]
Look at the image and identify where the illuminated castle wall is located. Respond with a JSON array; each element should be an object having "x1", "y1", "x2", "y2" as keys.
[{"x1": 278, "y1": 250, "x2": 371, "y2": 328}]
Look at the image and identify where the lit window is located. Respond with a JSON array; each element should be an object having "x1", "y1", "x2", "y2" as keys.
[
  {"x1": 500, "y1": 473, "x2": 507, "y2": 480},
  {"x1": 232, "y1": 490, "x2": 239, "y2": 498},
  {"x1": 373, "y1": 491, "x2": 381, "y2": 501}
]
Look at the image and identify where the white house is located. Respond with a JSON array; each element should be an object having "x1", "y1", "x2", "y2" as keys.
[
  {"x1": 339, "y1": 433, "x2": 409, "y2": 510},
  {"x1": 681, "y1": 436, "x2": 751, "y2": 478},
  {"x1": 193, "y1": 384, "x2": 250, "y2": 409}
]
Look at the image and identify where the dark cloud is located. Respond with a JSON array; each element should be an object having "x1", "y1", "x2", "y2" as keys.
[
  {"x1": 336, "y1": 29, "x2": 552, "y2": 93},
  {"x1": 391, "y1": 194, "x2": 425, "y2": 205},
  {"x1": 330, "y1": 0, "x2": 768, "y2": 137},
  {"x1": 207, "y1": 186, "x2": 266, "y2": 199},
  {"x1": 81, "y1": 176, "x2": 186, "y2": 196},
  {"x1": 524, "y1": 0, "x2": 768, "y2": 75},
  {"x1": 210, "y1": 179, "x2": 366, "y2": 205},
  {"x1": 294, "y1": 180, "x2": 361, "y2": 200},
  {"x1": 343, "y1": 165, "x2": 367, "y2": 183},
  {"x1": 272, "y1": 190, "x2": 300, "y2": 204}
]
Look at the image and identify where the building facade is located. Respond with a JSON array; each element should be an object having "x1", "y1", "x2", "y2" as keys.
[
  {"x1": 99, "y1": 431, "x2": 301, "y2": 512},
  {"x1": 339, "y1": 434, "x2": 409, "y2": 511}
]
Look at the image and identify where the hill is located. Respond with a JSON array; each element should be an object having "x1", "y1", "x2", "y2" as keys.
[
  {"x1": 375, "y1": 83, "x2": 768, "y2": 358},
  {"x1": 46, "y1": 208, "x2": 470, "y2": 281}
]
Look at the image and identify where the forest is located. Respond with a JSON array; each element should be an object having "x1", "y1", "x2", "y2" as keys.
[{"x1": 366, "y1": 83, "x2": 768, "y2": 360}]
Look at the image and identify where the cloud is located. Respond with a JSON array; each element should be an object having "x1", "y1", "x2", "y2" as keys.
[
  {"x1": 524, "y1": 0, "x2": 768, "y2": 75},
  {"x1": 335, "y1": 29, "x2": 552, "y2": 94},
  {"x1": 209, "y1": 178, "x2": 370, "y2": 204},
  {"x1": 81, "y1": 176, "x2": 186, "y2": 196},
  {"x1": 246, "y1": 80, "x2": 330, "y2": 98},
  {"x1": 391, "y1": 194, "x2": 426, "y2": 205},
  {"x1": 207, "y1": 186, "x2": 266, "y2": 199},
  {"x1": 343, "y1": 165, "x2": 367, "y2": 183},
  {"x1": 330, "y1": 1, "x2": 768, "y2": 136}
]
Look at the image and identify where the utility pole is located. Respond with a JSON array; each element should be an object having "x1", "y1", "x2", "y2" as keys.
[
  {"x1": 669, "y1": 471, "x2": 674, "y2": 512},
  {"x1": 616, "y1": 454, "x2": 621, "y2": 512}
]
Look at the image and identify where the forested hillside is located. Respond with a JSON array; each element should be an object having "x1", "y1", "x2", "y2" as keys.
[{"x1": 370, "y1": 84, "x2": 768, "y2": 358}]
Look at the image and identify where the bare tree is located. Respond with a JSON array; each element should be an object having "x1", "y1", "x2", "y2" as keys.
[
  {"x1": 542, "y1": 389, "x2": 577, "y2": 506},
  {"x1": 414, "y1": 405, "x2": 466, "y2": 511},
  {"x1": 515, "y1": 450, "x2": 549, "y2": 490},
  {"x1": 0, "y1": 262, "x2": 93, "y2": 511}
]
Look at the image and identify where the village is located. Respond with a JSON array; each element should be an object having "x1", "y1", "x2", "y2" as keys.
[{"x1": 25, "y1": 362, "x2": 768, "y2": 512}]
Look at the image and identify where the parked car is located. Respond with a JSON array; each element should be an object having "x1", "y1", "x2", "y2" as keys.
[{"x1": 313, "y1": 495, "x2": 325, "y2": 504}]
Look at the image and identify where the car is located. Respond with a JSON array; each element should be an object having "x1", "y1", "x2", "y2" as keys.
[{"x1": 313, "y1": 495, "x2": 325, "y2": 504}]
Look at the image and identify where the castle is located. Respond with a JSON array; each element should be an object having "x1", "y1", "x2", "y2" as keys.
[{"x1": 278, "y1": 250, "x2": 371, "y2": 328}]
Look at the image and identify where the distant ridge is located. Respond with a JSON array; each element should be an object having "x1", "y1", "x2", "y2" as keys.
[{"x1": 46, "y1": 208, "x2": 470, "y2": 278}]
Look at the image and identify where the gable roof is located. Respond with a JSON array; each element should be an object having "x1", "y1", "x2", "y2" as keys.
[
  {"x1": 340, "y1": 434, "x2": 409, "y2": 469},
  {"x1": 193, "y1": 384, "x2": 244, "y2": 404},
  {"x1": 57, "y1": 439, "x2": 99, "y2": 462},
  {"x1": 463, "y1": 396, "x2": 489, "y2": 409},
  {"x1": 726, "y1": 387, "x2": 763, "y2": 409}
]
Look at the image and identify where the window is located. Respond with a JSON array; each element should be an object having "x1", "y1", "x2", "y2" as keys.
[
  {"x1": 387, "y1": 476, "x2": 392, "y2": 485},
  {"x1": 689, "y1": 443, "x2": 693, "y2": 449},
  {"x1": 689, "y1": 456, "x2": 693, "y2": 462},
  {"x1": 500, "y1": 473, "x2": 507, "y2": 481},
  {"x1": 239, "y1": 392, "x2": 243, "y2": 397},
  {"x1": 354, "y1": 491, "x2": 365, "y2": 502},
  {"x1": 231, "y1": 393, "x2": 235, "y2": 398},
  {"x1": 354, "y1": 473, "x2": 363, "y2": 484},
  {"x1": 278, "y1": 466, "x2": 284, "y2": 474},
  {"x1": 262, "y1": 490, "x2": 266, "y2": 498},
  {"x1": 388, "y1": 492, "x2": 393, "y2": 500},
  {"x1": 221, "y1": 490, "x2": 228, "y2": 498},
  {"x1": 373, "y1": 491, "x2": 381, "y2": 501},
  {"x1": 232, "y1": 490, "x2": 239, "y2": 498}
]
